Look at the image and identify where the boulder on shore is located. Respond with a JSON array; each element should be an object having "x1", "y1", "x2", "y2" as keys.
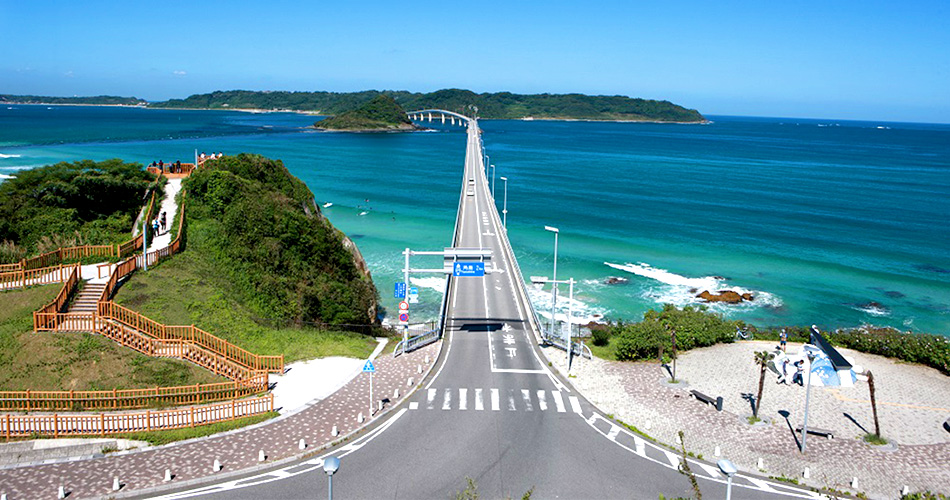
[{"x1": 697, "y1": 290, "x2": 754, "y2": 303}]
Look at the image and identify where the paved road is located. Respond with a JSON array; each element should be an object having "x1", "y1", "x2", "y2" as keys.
[{"x1": 158, "y1": 118, "x2": 819, "y2": 499}]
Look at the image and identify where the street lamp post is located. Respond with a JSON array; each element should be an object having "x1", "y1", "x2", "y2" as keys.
[
  {"x1": 499, "y1": 176, "x2": 508, "y2": 228},
  {"x1": 323, "y1": 456, "x2": 341, "y2": 500},
  {"x1": 801, "y1": 351, "x2": 817, "y2": 453},
  {"x1": 490, "y1": 164, "x2": 496, "y2": 200},
  {"x1": 544, "y1": 226, "x2": 559, "y2": 341},
  {"x1": 717, "y1": 459, "x2": 737, "y2": 500},
  {"x1": 531, "y1": 275, "x2": 575, "y2": 373}
]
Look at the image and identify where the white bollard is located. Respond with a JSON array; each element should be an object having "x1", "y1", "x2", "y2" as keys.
[
  {"x1": 113, "y1": 477, "x2": 120, "y2": 491},
  {"x1": 358, "y1": 412, "x2": 364, "y2": 423},
  {"x1": 331, "y1": 425, "x2": 338, "y2": 436},
  {"x1": 394, "y1": 388, "x2": 400, "y2": 399},
  {"x1": 259, "y1": 450, "x2": 266, "y2": 462},
  {"x1": 803, "y1": 467, "x2": 810, "y2": 479},
  {"x1": 164, "y1": 469, "x2": 172, "y2": 482},
  {"x1": 757, "y1": 458, "x2": 764, "y2": 470},
  {"x1": 902, "y1": 486, "x2": 910, "y2": 496},
  {"x1": 407, "y1": 377, "x2": 413, "y2": 387},
  {"x1": 425, "y1": 354, "x2": 430, "y2": 364},
  {"x1": 714, "y1": 446, "x2": 721, "y2": 457},
  {"x1": 644, "y1": 421, "x2": 652, "y2": 430},
  {"x1": 851, "y1": 477, "x2": 859, "y2": 489},
  {"x1": 298, "y1": 438, "x2": 306, "y2": 450},
  {"x1": 58, "y1": 487, "x2": 66, "y2": 500},
  {"x1": 378, "y1": 400, "x2": 383, "y2": 412},
  {"x1": 2, "y1": 493, "x2": 7, "y2": 500},
  {"x1": 213, "y1": 458, "x2": 222, "y2": 472},
  {"x1": 417, "y1": 364, "x2": 422, "y2": 374}
]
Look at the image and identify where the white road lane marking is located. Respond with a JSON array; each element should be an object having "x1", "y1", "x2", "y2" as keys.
[
  {"x1": 537, "y1": 390, "x2": 548, "y2": 411},
  {"x1": 569, "y1": 396, "x2": 582, "y2": 414},
  {"x1": 697, "y1": 462, "x2": 721, "y2": 478},
  {"x1": 409, "y1": 401, "x2": 419, "y2": 410},
  {"x1": 744, "y1": 477, "x2": 777, "y2": 492},
  {"x1": 507, "y1": 389, "x2": 516, "y2": 411},
  {"x1": 552, "y1": 391, "x2": 566, "y2": 413},
  {"x1": 475, "y1": 388, "x2": 484, "y2": 411},
  {"x1": 633, "y1": 435, "x2": 646, "y2": 456},
  {"x1": 427, "y1": 388, "x2": 436, "y2": 409},
  {"x1": 606, "y1": 425, "x2": 620, "y2": 441},
  {"x1": 459, "y1": 388, "x2": 468, "y2": 410},
  {"x1": 491, "y1": 388, "x2": 500, "y2": 411},
  {"x1": 663, "y1": 450, "x2": 681, "y2": 469},
  {"x1": 442, "y1": 388, "x2": 452, "y2": 410}
]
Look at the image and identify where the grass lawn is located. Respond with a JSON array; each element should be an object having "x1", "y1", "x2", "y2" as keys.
[
  {"x1": 112, "y1": 411, "x2": 278, "y2": 446},
  {"x1": 587, "y1": 337, "x2": 617, "y2": 361},
  {"x1": 0, "y1": 284, "x2": 225, "y2": 391},
  {"x1": 114, "y1": 249, "x2": 379, "y2": 363}
]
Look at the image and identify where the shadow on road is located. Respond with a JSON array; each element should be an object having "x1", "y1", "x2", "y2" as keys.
[{"x1": 778, "y1": 409, "x2": 802, "y2": 452}]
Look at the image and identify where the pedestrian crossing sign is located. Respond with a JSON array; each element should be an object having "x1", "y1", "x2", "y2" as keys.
[{"x1": 363, "y1": 360, "x2": 376, "y2": 373}]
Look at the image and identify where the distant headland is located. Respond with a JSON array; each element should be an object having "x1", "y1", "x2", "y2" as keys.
[{"x1": 2, "y1": 89, "x2": 706, "y2": 123}]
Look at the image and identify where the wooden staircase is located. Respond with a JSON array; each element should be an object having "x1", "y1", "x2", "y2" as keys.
[{"x1": 67, "y1": 282, "x2": 106, "y2": 314}]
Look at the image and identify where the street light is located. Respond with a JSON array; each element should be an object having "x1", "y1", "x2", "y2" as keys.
[
  {"x1": 323, "y1": 456, "x2": 340, "y2": 500},
  {"x1": 801, "y1": 350, "x2": 817, "y2": 453},
  {"x1": 490, "y1": 164, "x2": 496, "y2": 200},
  {"x1": 530, "y1": 275, "x2": 576, "y2": 374},
  {"x1": 544, "y1": 226, "x2": 559, "y2": 344},
  {"x1": 717, "y1": 459, "x2": 737, "y2": 500},
  {"x1": 499, "y1": 176, "x2": 508, "y2": 228}
]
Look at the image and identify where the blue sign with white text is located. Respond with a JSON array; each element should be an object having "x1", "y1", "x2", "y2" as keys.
[
  {"x1": 453, "y1": 262, "x2": 485, "y2": 277},
  {"x1": 394, "y1": 282, "x2": 406, "y2": 298}
]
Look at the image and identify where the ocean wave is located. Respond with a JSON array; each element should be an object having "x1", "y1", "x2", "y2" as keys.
[
  {"x1": 526, "y1": 284, "x2": 607, "y2": 325},
  {"x1": 0, "y1": 173, "x2": 14, "y2": 180},
  {"x1": 409, "y1": 276, "x2": 446, "y2": 294},
  {"x1": 605, "y1": 261, "x2": 783, "y2": 312},
  {"x1": 851, "y1": 303, "x2": 890, "y2": 317},
  {"x1": 0, "y1": 153, "x2": 22, "y2": 158}
]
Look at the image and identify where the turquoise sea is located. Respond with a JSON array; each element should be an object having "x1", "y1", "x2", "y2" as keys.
[{"x1": 2, "y1": 104, "x2": 948, "y2": 335}]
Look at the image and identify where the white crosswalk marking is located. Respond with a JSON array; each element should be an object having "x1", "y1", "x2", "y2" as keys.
[
  {"x1": 569, "y1": 396, "x2": 582, "y2": 414},
  {"x1": 552, "y1": 391, "x2": 566, "y2": 413},
  {"x1": 507, "y1": 389, "x2": 516, "y2": 411},
  {"x1": 427, "y1": 388, "x2": 436, "y2": 409},
  {"x1": 663, "y1": 450, "x2": 681, "y2": 469},
  {"x1": 474, "y1": 388, "x2": 484, "y2": 411},
  {"x1": 521, "y1": 389, "x2": 533, "y2": 411},
  {"x1": 745, "y1": 477, "x2": 777, "y2": 492},
  {"x1": 537, "y1": 390, "x2": 548, "y2": 411},
  {"x1": 459, "y1": 388, "x2": 468, "y2": 410},
  {"x1": 442, "y1": 388, "x2": 451, "y2": 410},
  {"x1": 409, "y1": 401, "x2": 419, "y2": 410},
  {"x1": 491, "y1": 389, "x2": 500, "y2": 411}
]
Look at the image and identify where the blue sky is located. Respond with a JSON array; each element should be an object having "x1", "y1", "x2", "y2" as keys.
[{"x1": 2, "y1": 1, "x2": 948, "y2": 122}]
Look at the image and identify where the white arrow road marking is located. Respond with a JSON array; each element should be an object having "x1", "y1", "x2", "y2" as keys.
[
  {"x1": 459, "y1": 388, "x2": 468, "y2": 410},
  {"x1": 552, "y1": 391, "x2": 566, "y2": 413},
  {"x1": 491, "y1": 388, "x2": 500, "y2": 411},
  {"x1": 537, "y1": 390, "x2": 548, "y2": 411},
  {"x1": 475, "y1": 388, "x2": 484, "y2": 411}
]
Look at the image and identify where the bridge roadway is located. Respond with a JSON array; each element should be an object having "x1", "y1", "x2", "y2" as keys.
[{"x1": 160, "y1": 119, "x2": 818, "y2": 499}]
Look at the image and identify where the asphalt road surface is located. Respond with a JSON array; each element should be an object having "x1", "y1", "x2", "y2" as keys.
[{"x1": 155, "y1": 118, "x2": 819, "y2": 500}]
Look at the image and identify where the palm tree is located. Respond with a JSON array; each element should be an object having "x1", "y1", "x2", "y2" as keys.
[{"x1": 753, "y1": 351, "x2": 770, "y2": 419}]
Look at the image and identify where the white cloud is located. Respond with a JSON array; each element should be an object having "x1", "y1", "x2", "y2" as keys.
[
  {"x1": 64, "y1": 70, "x2": 74, "y2": 78},
  {"x1": 173, "y1": 70, "x2": 187, "y2": 76}
]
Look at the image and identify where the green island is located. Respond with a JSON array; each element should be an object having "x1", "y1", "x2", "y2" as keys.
[
  {"x1": 154, "y1": 88, "x2": 705, "y2": 122},
  {"x1": 0, "y1": 94, "x2": 146, "y2": 106},
  {"x1": 314, "y1": 94, "x2": 418, "y2": 131}
]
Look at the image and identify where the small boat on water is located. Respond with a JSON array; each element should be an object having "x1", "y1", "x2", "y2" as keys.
[
  {"x1": 323, "y1": 202, "x2": 333, "y2": 208},
  {"x1": 358, "y1": 211, "x2": 368, "y2": 216}
]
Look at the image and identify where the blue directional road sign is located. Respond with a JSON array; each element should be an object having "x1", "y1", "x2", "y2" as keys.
[
  {"x1": 408, "y1": 286, "x2": 419, "y2": 304},
  {"x1": 394, "y1": 282, "x2": 406, "y2": 299},
  {"x1": 453, "y1": 262, "x2": 485, "y2": 277},
  {"x1": 362, "y1": 359, "x2": 376, "y2": 373}
]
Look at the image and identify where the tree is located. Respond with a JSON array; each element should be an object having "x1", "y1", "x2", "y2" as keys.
[
  {"x1": 868, "y1": 370, "x2": 881, "y2": 438},
  {"x1": 753, "y1": 351, "x2": 770, "y2": 418}
]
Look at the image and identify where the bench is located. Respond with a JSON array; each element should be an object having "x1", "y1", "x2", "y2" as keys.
[
  {"x1": 796, "y1": 426, "x2": 835, "y2": 439},
  {"x1": 689, "y1": 390, "x2": 723, "y2": 412}
]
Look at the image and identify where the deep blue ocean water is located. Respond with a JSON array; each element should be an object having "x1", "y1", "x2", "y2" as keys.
[{"x1": 2, "y1": 104, "x2": 948, "y2": 334}]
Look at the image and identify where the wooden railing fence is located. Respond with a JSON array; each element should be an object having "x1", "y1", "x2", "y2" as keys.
[{"x1": 0, "y1": 393, "x2": 273, "y2": 438}]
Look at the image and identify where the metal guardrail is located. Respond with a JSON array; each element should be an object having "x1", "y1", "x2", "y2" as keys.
[{"x1": 393, "y1": 329, "x2": 441, "y2": 357}]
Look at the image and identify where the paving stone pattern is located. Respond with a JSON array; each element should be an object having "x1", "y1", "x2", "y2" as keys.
[
  {"x1": 0, "y1": 343, "x2": 438, "y2": 500},
  {"x1": 549, "y1": 343, "x2": 950, "y2": 499}
]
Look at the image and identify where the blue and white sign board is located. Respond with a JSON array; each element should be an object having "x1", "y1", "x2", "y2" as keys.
[
  {"x1": 454, "y1": 262, "x2": 485, "y2": 277},
  {"x1": 394, "y1": 282, "x2": 406, "y2": 299},
  {"x1": 362, "y1": 359, "x2": 376, "y2": 373},
  {"x1": 408, "y1": 286, "x2": 419, "y2": 304}
]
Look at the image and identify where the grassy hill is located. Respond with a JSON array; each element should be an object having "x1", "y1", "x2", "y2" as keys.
[
  {"x1": 314, "y1": 95, "x2": 416, "y2": 131},
  {"x1": 151, "y1": 88, "x2": 705, "y2": 122},
  {"x1": 0, "y1": 94, "x2": 146, "y2": 106}
]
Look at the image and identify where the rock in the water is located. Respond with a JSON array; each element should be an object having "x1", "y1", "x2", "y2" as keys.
[
  {"x1": 604, "y1": 276, "x2": 629, "y2": 285},
  {"x1": 696, "y1": 290, "x2": 752, "y2": 303},
  {"x1": 741, "y1": 293, "x2": 754, "y2": 301}
]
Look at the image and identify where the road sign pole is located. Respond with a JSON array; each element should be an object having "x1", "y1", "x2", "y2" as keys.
[
  {"x1": 403, "y1": 248, "x2": 410, "y2": 350},
  {"x1": 567, "y1": 278, "x2": 574, "y2": 374},
  {"x1": 369, "y1": 371, "x2": 373, "y2": 416}
]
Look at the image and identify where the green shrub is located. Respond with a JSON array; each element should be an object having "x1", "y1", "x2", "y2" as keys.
[
  {"x1": 591, "y1": 328, "x2": 610, "y2": 347},
  {"x1": 612, "y1": 304, "x2": 739, "y2": 361}
]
